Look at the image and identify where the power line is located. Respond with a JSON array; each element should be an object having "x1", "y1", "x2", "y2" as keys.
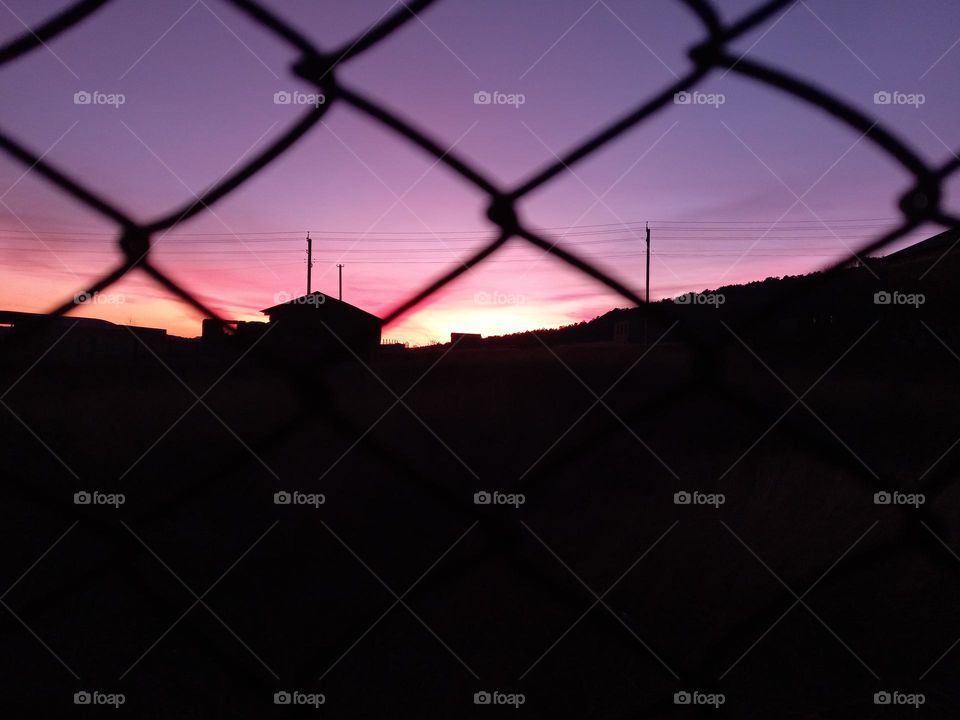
[
  {"x1": 0, "y1": 231, "x2": 930, "y2": 249},
  {"x1": 0, "y1": 232, "x2": 913, "y2": 247},
  {"x1": 0, "y1": 251, "x2": 870, "y2": 268},
  {"x1": 0, "y1": 235, "x2": 923, "y2": 256},
  {"x1": 0, "y1": 245, "x2": 895, "y2": 258},
  {"x1": 0, "y1": 216, "x2": 908, "y2": 239}
]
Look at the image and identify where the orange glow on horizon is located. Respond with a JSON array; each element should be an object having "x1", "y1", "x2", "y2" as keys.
[{"x1": 0, "y1": 283, "x2": 591, "y2": 347}]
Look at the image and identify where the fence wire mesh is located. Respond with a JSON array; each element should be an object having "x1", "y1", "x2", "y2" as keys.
[{"x1": 1, "y1": 0, "x2": 959, "y2": 715}]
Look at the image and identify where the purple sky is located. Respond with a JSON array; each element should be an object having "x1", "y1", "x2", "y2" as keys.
[{"x1": 1, "y1": 0, "x2": 958, "y2": 343}]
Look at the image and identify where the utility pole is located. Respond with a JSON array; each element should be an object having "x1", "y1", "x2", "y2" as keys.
[
  {"x1": 337, "y1": 263, "x2": 344, "y2": 301},
  {"x1": 306, "y1": 232, "x2": 314, "y2": 295},
  {"x1": 644, "y1": 222, "x2": 651, "y2": 347}
]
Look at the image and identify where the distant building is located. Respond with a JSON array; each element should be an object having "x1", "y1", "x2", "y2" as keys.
[
  {"x1": 380, "y1": 338, "x2": 409, "y2": 353},
  {"x1": 198, "y1": 292, "x2": 382, "y2": 359},
  {"x1": 0, "y1": 311, "x2": 167, "y2": 363},
  {"x1": 260, "y1": 292, "x2": 382, "y2": 357},
  {"x1": 450, "y1": 332, "x2": 482, "y2": 348}
]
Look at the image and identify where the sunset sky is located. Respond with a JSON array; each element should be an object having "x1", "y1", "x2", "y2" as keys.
[{"x1": 1, "y1": 0, "x2": 958, "y2": 344}]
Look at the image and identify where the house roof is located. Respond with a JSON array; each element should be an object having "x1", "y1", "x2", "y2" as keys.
[{"x1": 260, "y1": 292, "x2": 382, "y2": 323}]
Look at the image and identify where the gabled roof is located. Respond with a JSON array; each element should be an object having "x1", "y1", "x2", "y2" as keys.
[{"x1": 260, "y1": 292, "x2": 382, "y2": 323}]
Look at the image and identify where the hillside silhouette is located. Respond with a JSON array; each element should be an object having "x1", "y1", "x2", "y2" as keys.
[{"x1": 478, "y1": 227, "x2": 959, "y2": 352}]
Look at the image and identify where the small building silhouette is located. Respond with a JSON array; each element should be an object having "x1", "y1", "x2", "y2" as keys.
[
  {"x1": 260, "y1": 292, "x2": 382, "y2": 356},
  {"x1": 450, "y1": 332, "x2": 482, "y2": 348}
]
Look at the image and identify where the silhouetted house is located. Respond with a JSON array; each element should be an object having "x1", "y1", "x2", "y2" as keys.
[
  {"x1": 260, "y1": 292, "x2": 382, "y2": 357},
  {"x1": 450, "y1": 332, "x2": 482, "y2": 348},
  {"x1": 0, "y1": 311, "x2": 167, "y2": 363}
]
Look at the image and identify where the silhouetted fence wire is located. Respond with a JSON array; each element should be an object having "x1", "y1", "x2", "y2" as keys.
[{"x1": 1, "y1": 0, "x2": 959, "y2": 708}]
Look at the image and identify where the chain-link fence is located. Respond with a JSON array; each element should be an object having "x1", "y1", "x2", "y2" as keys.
[{"x1": 1, "y1": 0, "x2": 959, "y2": 716}]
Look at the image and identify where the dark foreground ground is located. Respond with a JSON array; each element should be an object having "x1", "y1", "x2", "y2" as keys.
[{"x1": 1, "y1": 329, "x2": 959, "y2": 718}]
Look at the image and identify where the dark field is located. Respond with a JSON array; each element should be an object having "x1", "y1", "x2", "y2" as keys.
[{"x1": 1, "y1": 336, "x2": 959, "y2": 718}]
